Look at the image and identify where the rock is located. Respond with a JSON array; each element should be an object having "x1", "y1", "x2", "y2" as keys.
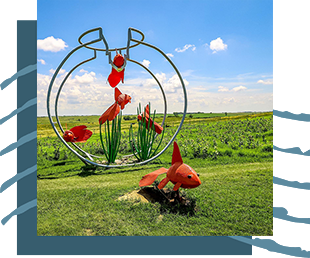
[{"x1": 115, "y1": 159, "x2": 122, "y2": 165}]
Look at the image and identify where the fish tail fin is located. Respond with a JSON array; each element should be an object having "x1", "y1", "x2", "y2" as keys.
[
  {"x1": 81, "y1": 129, "x2": 92, "y2": 141},
  {"x1": 70, "y1": 125, "x2": 92, "y2": 142},
  {"x1": 69, "y1": 126, "x2": 87, "y2": 139},
  {"x1": 139, "y1": 167, "x2": 168, "y2": 187}
]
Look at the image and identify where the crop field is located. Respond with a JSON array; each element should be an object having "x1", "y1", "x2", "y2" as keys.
[{"x1": 37, "y1": 112, "x2": 273, "y2": 236}]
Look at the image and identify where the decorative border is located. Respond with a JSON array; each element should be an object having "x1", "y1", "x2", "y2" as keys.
[{"x1": 0, "y1": 0, "x2": 310, "y2": 258}]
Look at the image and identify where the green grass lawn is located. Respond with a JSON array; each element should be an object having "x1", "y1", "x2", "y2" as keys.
[
  {"x1": 37, "y1": 161, "x2": 272, "y2": 236},
  {"x1": 37, "y1": 112, "x2": 273, "y2": 236}
]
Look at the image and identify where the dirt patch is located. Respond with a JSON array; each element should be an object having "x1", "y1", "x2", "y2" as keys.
[
  {"x1": 117, "y1": 187, "x2": 195, "y2": 208},
  {"x1": 118, "y1": 189, "x2": 150, "y2": 203}
]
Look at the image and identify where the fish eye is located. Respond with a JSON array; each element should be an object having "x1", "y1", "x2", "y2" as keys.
[
  {"x1": 187, "y1": 175, "x2": 192, "y2": 179},
  {"x1": 197, "y1": 173, "x2": 200, "y2": 177}
]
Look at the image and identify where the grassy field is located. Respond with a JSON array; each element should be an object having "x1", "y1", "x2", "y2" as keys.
[
  {"x1": 37, "y1": 111, "x2": 273, "y2": 236},
  {"x1": 37, "y1": 111, "x2": 271, "y2": 138}
]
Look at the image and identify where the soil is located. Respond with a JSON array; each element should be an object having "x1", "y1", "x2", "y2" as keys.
[{"x1": 117, "y1": 186, "x2": 193, "y2": 207}]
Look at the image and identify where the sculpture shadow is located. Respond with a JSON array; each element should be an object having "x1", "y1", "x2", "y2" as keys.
[{"x1": 138, "y1": 186, "x2": 198, "y2": 216}]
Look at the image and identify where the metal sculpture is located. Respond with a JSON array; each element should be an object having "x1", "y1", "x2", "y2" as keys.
[
  {"x1": 47, "y1": 27, "x2": 188, "y2": 168},
  {"x1": 139, "y1": 141, "x2": 201, "y2": 199}
]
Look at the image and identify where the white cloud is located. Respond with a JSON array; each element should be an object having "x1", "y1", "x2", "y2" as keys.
[
  {"x1": 218, "y1": 85, "x2": 247, "y2": 92},
  {"x1": 37, "y1": 67, "x2": 273, "y2": 117},
  {"x1": 175, "y1": 44, "x2": 196, "y2": 53},
  {"x1": 218, "y1": 86, "x2": 229, "y2": 92},
  {"x1": 210, "y1": 37, "x2": 227, "y2": 53},
  {"x1": 79, "y1": 69, "x2": 88, "y2": 73},
  {"x1": 144, "y1": 72, "x2": 167, "y2": 88},
  {"x1": 143, "y1": 73, "x2": 189, "y2": 93},
  {"x1": 141, "y1": 59, "x2": 150, "y2": 68},
  {"x1": 37, "y1": 36, "x2": 68, "y2": 52},
  {"x1": 257, "y1": 79, "x2": 273, "y2": 85},
  {"x1": 166, "y1": 53, "x2": 174, "y2": 58},
  {"x1": 222, "y1": 97, "x2": 236, "y2": 104},
  {"x1": 37, "y1": 69, "x2": 113, "y2": 116},
  {"x1": 164, "y1": 74, "x2": 189, "y2": 93},
  {"x1": 232, "y1": 86, "x2": 247, "y2": 92},
  {"x1": 49, "y1": 68, "x2": 66, "y2": 75},
  {"x1": 37, "y1": 59, "x2": 46, "y2": 65},
  {"x1": 74, "y1": 71, "x2": 96, "y2": 84}
]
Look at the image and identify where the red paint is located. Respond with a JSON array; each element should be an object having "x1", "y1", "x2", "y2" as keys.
[
  {"x1": 138, "y1": 104, "x2": 163, "y2": 134},
  {"x1": 139, "y1": 141, "x2": 201, "y2": 191},
  {"x1": 63, "y1": 125, "x2": 92, "y2": 143},
  {"x1": 99, "y1": 88, "x2": 131, "y2": 125},
  {"x1": 108, "y1": 53, "x2": 125, "y2": 88},
  {"x1": 115, "y1": 87, "x2": 131, "y2": 110}
]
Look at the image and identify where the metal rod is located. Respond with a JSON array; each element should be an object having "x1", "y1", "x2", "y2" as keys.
[
  {"x1": 47, "y1": 27, "x2": 187, "y2": 168},
  {"x1": 47, "y1": 36, "x2": 104, "y2": 165},
  {"x1": 78, "y1": 27, "x2": 145, "y2": 53},
  {"x1": 127, "y1": 58, "x2": 168, "y2": 128},
  {"x1": 54, "y1": 50, "x2": 101, "y2": 160}
]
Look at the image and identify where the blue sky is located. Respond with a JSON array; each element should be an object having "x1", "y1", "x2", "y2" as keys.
[{"x1": 37, "y1": 0, "x2": 273, "y2": 116}]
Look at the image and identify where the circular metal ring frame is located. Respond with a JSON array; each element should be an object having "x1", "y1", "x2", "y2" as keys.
[
  {"x1": 78, "y1": 27, "x2": 145, "y2": 52},
  {"x1": 47, "y1": 27, "x2": 187, "y2": 168}
]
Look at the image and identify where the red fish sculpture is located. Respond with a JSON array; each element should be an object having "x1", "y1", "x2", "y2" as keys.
[
  {"x1": 138, "y1": 104, "x2": 163, "y2": 134},
  {"x1": 115, "y1": 87, "x2": 131, "y2": 110},
  {"x1": 139, "y1": 141, "x2": 201, "y2": 191},
  {"x1": 63, "y1": 125, "x2": 92, "y2": 143},
  {"x1": 99, "y1": 87, "x2": 131, "y2": 125},
  {"x1": 107, "y1": 52, "x2": 126, "y2": 88}
]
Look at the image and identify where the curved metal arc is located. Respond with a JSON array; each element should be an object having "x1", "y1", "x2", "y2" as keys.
[
  {"x1": 52, "y1": 54, "x2": 168, "y2": 165},
  {"x1": 55, "y1": 49, "x2": 97, "y2": 133},
  {"x1": 78, "y1": 27, "x2": 145, "y2": 53},
  {"x1": 127, "y1": 58, "x2": 168, "y2": 128},
  {"x1": 54, "y1": 49, "x2": 104, "y2": 160},
  {"x1": 128, "y1": 34, "x2": 188, "y2": 160},
  {"x1": 47, "y1": 38, "x2": 105, "y2": 165},
  {"x1": 91, "y1": 36, "x2": 187, "y2": 167},
  {"x1": 125, "y1": 58, "x2": 167, "y2": 158},
  {"x1": 48, "y1": 28, "x2": 187, "y2": 168}
]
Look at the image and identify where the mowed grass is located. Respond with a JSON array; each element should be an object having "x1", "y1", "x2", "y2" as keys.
[
  {"x1": 37, "y1": 162, "x2": 272, "y2": 236},
  {"x1": 37, "y1": 112, "x2": 273, "y2": 236}
]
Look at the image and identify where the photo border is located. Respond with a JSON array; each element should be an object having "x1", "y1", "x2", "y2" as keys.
[{"x1": 0, "y1": 0, "x2": 310, "y2": 258}]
